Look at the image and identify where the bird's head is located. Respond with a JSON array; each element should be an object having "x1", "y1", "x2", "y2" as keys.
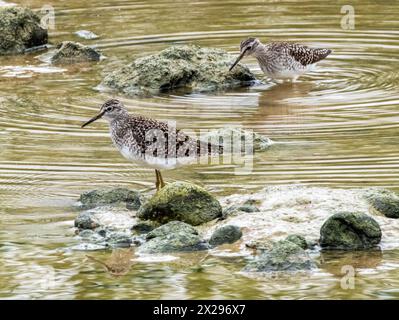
[
  {"x1": 81, "y1": 99, "x2": 127, "y2": 128},
  {"x1": 229, "y1": 37, "x2": 261, "y2": 71}
]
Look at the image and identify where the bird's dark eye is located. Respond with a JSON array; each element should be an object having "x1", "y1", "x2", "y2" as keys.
[
  {"x1": 247, "y1": 46, "x2": 252, "y2": 50},
  {"x1": 106, "y1": 107, "x2": 113, "y2": 112}
]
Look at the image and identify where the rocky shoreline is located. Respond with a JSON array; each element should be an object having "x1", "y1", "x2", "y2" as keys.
[{"x1": 73, "y1": 183, "x2": 399, "y2": 274}]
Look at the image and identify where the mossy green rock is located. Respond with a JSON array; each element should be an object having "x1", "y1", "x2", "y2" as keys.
[
  {"x1": 0, "y1": 6, "x2": 48, "y2": 55},
  {"x1": 366, "y1": 189, "x2": 399, "y2": 219},
  {"x1": 51, "y1": 41, "x2": 101, "y2": 64},
  {"x1": 101, "y1": 45, "x2": 256, "y2": 95},
  {"x1": 243, "y1": 240, "x2": 315, "y2": 272},
  {"x1": 138, "y1": 182, "x2": 222, "y2": 226},
  {"x1": 209, "y1": 225, "x2": 242, "y2": 246},
  {"x1": 79, "y1": 188, "x2": 142, "y2": 210},
  {"x1": 320, "y1": 212, "x2": 382, "y2": 249},
  {"x1": 285, "y1": 234, "x2": 308, "y2": 250},
  {"x1": 139, "y1": 221, "x2": 208, "y2": 253}
]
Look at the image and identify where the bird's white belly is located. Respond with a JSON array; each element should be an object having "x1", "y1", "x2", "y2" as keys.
[
  {"x1": 262, "y1": 63, "x2": 316, "y2": 80},
  {"x1": 119, "y1": 145, "x2": 197, "y2": 170}
]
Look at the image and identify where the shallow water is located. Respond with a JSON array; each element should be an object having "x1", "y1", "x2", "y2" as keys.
[{"x1": 1, "y1": 0, "x2": 399, "y2": 299}]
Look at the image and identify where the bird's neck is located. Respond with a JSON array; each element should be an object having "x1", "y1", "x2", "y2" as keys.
[
  {"x1": 110, "y1": 112, "x2": 130, "y2": 126},
  {"x1": 252, "y1": 42, "x2": 268, "y2": 59}
]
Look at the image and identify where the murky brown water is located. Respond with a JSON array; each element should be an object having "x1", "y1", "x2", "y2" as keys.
[{"x1": 1, "y1": 0, "x2": 399, "y2": 299}]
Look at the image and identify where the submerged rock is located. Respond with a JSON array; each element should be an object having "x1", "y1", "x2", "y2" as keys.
[
  {"x1": 139, "y1": 221, "x2": 208, "y2": 253},
  {"x1": 0, "y1": 6, "x2": 48, "y2": 55},
  {"x1": 79, "y1": 187, "x2": 142, "y2": 210},
  {"x1": 320, "y1": 212, "x2": 382, "y2": 249},
  {"x1": 101, "y1": 45, "x2": 256, "y2": 95},
  {"x1": 138, "y1": 182, "x2": 222, "y2": 226},
  {"x1": 366, "y1": 189, "x2": 399, "y2": 219},
  {"x1": 50, "y1": 41, "x2": 101, "y2": 64},
  {"x1": 243, "y1": 240, "x2": 315, "y2": 272},
  {"x1": 209, "y1": 225, "x2": 242, "y2": 246},
  {"x1": 285, "y1": 234, "x2": 308, "y2": 250}
]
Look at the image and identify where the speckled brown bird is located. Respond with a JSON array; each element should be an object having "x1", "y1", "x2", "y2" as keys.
[
  {"x1": 229, "y1": 38, "x2": 332, "y2": 81},
  {"x1": 81, "y1": 99, "x2": 222, "y2": 190}
]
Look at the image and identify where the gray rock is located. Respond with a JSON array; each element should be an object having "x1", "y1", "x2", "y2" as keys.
[
  {"x1": 146, "y1": 221, "x2": 198, "y2": 240},
  {"x1": 104, "y1": 232, "x2": 132, "y2": 248},
  {"x1": 0, "y1": 6, "x2": 47, "y2": 55},
  {"x1": 243, "y1": 240, "x2": 315, "y2": 272},
  {"x1": 285, "y1": 234, "x2": 308, "y2": 250},
  {"x1": 79, "y1": 187, "x2": 141, "y2": 210},
  {"x1": 209, "y1": 225, "x2": 242, "y2": 246},
  {"x1": 74, "y1": 211, "x2": 100, "y2": 230},
  {"x1": 139, "y1": 221, "x2": 208, "y2": 253},
  {"x1": 76, "y1": 228, "x2": 134, "y2": 249},
  {"x1": 75, "y1": 30, "x2": 99, "y2": 40},
  {"x1": 131, "y1": 221, "x2": 158, "y2": 234},
  {"x1": 245, "y1": 238, "x2": 275, "y2": 251},
  {"x1": 237, "y1": 204, "x2": 260, "y2": 213},
  {"x1": 204, "y1": 127, "x2": 273, "y2": 152},
  {"x1": 138, "y1": 182, "x2": 222, "y2": 226},
  {"x1": 320, "y1": 212, "x2": 382, "y2": 249},
  {"x1": 101, "y1": 45, "x2": 256, "y2": 95},
  {"x1": 366, "y1": 189, "x2": 399, "y2": 219},
  {"x1": 50, "y1": 41, "x2": 101, "y2": 64}
]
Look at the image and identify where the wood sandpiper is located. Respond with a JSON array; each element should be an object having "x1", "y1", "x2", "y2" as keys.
[
  {"x1": 81, "y1": 99, "x2": 223, "y2": 190},
  {"x1": 229, "y1": 38, "x2": 331, "y2": 81}
]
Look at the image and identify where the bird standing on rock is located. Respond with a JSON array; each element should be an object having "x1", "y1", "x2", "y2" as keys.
[
  {"x1": 81, "y1": 99, "x2": 223, "y2": 191},
  {"x1": 229, "y1": 38, "x2": 332, "y2": 82}
]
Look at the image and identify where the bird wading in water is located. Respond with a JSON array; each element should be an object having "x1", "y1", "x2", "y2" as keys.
[
  {"x1": 81, "y1": 99, "x2": 223, "y2": 191},
  {"x1": 229, "y1": 38, "x2": 331, "y2": 82}
]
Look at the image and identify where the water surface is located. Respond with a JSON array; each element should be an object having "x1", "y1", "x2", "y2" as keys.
[{"x1": 1, "y1": 0, "x2": 399, "y2": 299}]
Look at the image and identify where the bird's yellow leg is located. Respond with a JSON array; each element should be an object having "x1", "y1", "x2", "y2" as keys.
[
  {"x1": 158, "y1": 170, "x2": 166, "y2": 189},
  {"x1": 155, "y1": 169, "x2": 160, "y2": 191}
]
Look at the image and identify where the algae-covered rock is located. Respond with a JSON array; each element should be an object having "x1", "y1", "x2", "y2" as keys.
[
  {"x1": 243, "y1": 240, "x2": 315, "y2": 272},
  {"x1": 79, "y1": 187, "x2": 142, "y2": 210},
  {"x1": 101, "y1": 45, "x2": 256, "y2": 95},
  {"x1": 285, "y1": 234, "x2": 308, "y2": 250},
  {"x1": 320, "y1": 212, "x2": 381, "y2": 249},
  {"x1": 0, "y1": 6, "x2": 48, "y2": 55},
  {"x1": 139, "y1": 221, "x2": 208, "y2": 253},
  {"x1": 50, "y1": 41, "x2": 101, "y2": 64},
  {"x1": 366, "y1": 189, "x2": 399, "y2": 219},
  {"x1": 137, "y1": 182, "x2": 222, "y2": 226},
  {"x1": 209, "y1": 225, "x2": 242, "y2": 246}
]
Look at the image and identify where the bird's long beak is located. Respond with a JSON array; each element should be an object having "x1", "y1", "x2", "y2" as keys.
[
  {"x1": 229, "y1": 49, "x2": 247, "y2": 71},
  {"x1": 81, "y1": 110, "x2": 105, "y2": 128}
]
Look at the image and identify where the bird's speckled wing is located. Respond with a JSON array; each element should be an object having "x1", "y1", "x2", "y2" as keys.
[
  {"x1": 287, "y1": 43, "x2": 331, "y2": 66},
  {"x1": 125, "y1": 115, "x2": 222, "y2": 159}
]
